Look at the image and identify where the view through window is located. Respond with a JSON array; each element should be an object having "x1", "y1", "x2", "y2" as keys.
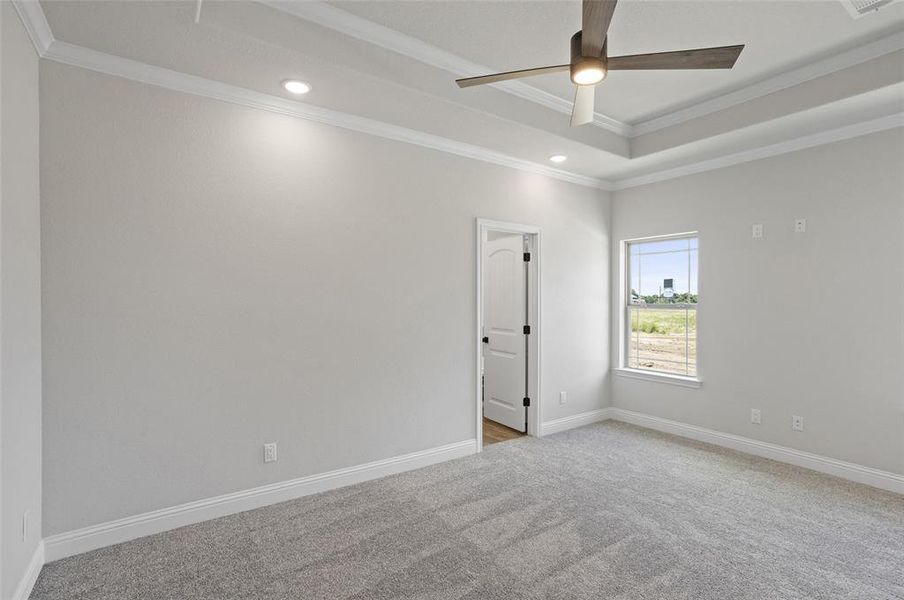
[{"x1": 626, "y1": 235, "x2": 698, "y2": 377}]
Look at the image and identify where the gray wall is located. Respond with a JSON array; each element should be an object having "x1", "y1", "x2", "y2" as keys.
[
  {"x1": 611, "y1": 129, "x2": 904, "y2": 475},
  {"x1": 40, "y1": 62, "x2": 611, "y2": 536},
  {"x1": 1, "y1": 3, "x2": 43, "y2": 597}
]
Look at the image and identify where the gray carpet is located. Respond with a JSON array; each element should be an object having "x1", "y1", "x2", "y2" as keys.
[{"x1": 31, "y1": 422, "x2": 904, "y2": 600}]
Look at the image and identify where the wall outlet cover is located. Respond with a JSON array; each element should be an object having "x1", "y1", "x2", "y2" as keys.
[
  {"x1": 752, "y1": 223, "x2": 764, "y2": 239},
  {"x1": 792, "y1": 415, "x2": 804, "y2": 431},
  {"x1": 750, "y1": 409, "x2": 761, "y2": 425},
  {"x1": 794, "y1": 218, "x2": 807, "y2": 233},
  {"x1": 559, "y1": 391, "x2": 567, "y2": 405},
  {"x1": 263, "y1": 442, "x2": 278, "y2": 463}
]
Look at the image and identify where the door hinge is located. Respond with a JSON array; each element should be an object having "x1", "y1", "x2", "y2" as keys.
[
  {"x1": 523, "y1": 325, "x2": 531, "y2": 335},
  {"x1": 523, "y1": 397, "x2": 531, "y2": 407},
  {"x1": 523, "y1": 252, "x2": 531, "y2": 262}
]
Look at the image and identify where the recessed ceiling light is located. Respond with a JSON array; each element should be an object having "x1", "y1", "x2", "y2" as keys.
[
  {"x1": 549, "y1": 155, "x2": 567, "y2": 163},
  {"x1": 282, "y1": 80, "x2": 311, "y2": 95}
]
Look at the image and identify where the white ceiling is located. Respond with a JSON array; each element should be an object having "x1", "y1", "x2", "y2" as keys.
[
  {"x1": 34, "y1": 0, "x2": 904, "y2": 186},
  {"x1": 330, "y1": 0, "x2": 904, "y2": 123}
]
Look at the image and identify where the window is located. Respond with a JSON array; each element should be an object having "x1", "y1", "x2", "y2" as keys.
[{"x1": 624, "y1": 234, "x2": 698, "y2": 378}]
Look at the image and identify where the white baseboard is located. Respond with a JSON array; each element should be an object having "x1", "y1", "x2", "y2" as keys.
[
  {"x1": 44, "y1": 439, "x2": 477, "y2": 562},
  {"x1": 38, "y1": 409, "x2": 903, "y2": 565},
  {"x1": 541, "y1": 408, "x2": 612, "y2": 436},
  {"x1": 610, "y1": 408, "x2": 904, "y2": 495},
  {"x1": 11, "y1": 541, "x2": 44, "y2": 600}
]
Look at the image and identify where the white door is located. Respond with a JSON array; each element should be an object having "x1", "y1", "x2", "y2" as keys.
[{"x1": 482, "y1": 232, "x2": 527, "y2": 432}]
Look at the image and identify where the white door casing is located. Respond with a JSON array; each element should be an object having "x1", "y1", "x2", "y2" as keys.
[{"x1": 482, "y1": 232, "x2": 527, "y2": 432}]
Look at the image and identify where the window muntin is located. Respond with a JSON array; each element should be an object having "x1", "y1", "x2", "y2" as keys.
[{"x1": 625, "y1": 235, "x2": 698, "y2": 377}]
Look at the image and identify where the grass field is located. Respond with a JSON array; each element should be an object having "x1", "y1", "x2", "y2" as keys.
[{"x1": 628, "y1": 308, "x2": 697, "y2": 376}]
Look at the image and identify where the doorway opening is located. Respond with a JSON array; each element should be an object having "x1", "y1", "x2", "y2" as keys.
[{"x1": 476, "y1": 219, "x2": 541, "y2": 450}]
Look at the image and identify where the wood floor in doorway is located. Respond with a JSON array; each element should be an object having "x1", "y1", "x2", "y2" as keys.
[{"x1": 482, "y1": 417, "x2": 525, "y2": 446}]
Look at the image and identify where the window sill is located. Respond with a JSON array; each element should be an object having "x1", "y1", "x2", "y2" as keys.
[{"x1": 613, "y1": 368, "x2": 702, "y2": 389}]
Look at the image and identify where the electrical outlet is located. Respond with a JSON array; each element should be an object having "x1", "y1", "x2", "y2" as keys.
[
  {"x1": 794, "y1": 218, "x2": 806, "y2": 233},
  {"x1": 750, "y1": 409, "x2": 761, "y2": 425},
  {"x1": 22, "y1": 511, "x2": 29, "y2": 542},
  {"x1": 559, "y1": 391, "x2": 567, "y2": 405},
  {"x1": 263, "y1": 442, "x2": 278, "y2": 463},
  {"x1": 752, "y1": 223, "x2": 764, "y2": 239},
  {"x1": 792, "y1": 415, "x2": 804, "y2": 431}
]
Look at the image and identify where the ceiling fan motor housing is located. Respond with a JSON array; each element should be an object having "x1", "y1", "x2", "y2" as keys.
[{"x1": 570, "y1": 31, "x2": 608, "y2": 85}]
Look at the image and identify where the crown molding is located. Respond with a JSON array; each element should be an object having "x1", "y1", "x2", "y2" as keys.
[
  {"x1": 41, "y1": 39, "x2": 610, "y2": 191},
  {"x1": 259, "y1": 1, "x2": 633, "y2": 137},
  {"x1": 12, "y1": 0, "x2": 901, "y2": 196},
  {"x1": 9, "y1": 0, "x2": 607, "y2": 190},
  {"x1": 262, "y1": 2, "x2": 904, "y2": 141},
  {"x1": 10, "y1": 0, "x2": 54, "y2": 56},
  {"x1": 10, "y1": 0, "x2": 608, "y2": 189},
  {"x1": 611, "y1": 111, "x2": 904, "y2": 190},
  {"x1": 40, "y1": 36, "x2": 901, "y2": 197},
  {"x1": 630, "y1": 30, "x2": 904, "y2": 137}
]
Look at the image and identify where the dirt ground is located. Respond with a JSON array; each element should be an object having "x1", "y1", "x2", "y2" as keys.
[{"x1": 628, "y1": 332, "x2": 697, "y2": 376}]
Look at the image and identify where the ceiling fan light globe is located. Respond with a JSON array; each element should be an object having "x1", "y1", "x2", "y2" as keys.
[
  {"x1": 572, "y1": 67, "x2": 606, "y2": 85},
  {"x1": 570, "y1": 56, "x2": 607, "y2": 86}
]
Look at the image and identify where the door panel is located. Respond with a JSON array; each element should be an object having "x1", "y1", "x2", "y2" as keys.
[{"x1": 483, "y1": 233, "x2": 526, "y2": 432}]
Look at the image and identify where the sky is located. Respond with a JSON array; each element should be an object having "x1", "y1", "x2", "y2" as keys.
[{"x1": 630, "y1": 238, "x2": 698, "y2": 297}]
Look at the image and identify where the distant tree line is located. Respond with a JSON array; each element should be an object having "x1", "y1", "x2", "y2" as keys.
[{"x1": 631, "y1": 289, "x2": 698, "y2": 304}]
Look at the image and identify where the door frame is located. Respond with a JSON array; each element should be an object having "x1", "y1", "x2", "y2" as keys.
[{"x1": 476, "y1": 218, "x2": 541, "y2": 451}]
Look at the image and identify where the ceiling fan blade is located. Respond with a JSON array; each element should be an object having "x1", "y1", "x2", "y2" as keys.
[
  {"x1": 456, "y1": 64, "x2": 570, "y2": 88},
  {"x1": 582, "y1": 0, "x2": 617, "y2": 57},
  {"x1": 570, "y1": 85, "x2": 595, "y2": 127},
  {"x1": 608, "y1": 45, "x2": 744, "y2": 70}
]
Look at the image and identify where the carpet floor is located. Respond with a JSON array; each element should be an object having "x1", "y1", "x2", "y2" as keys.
[{"x1": 31, "y1": 422, "x2": 904, "y2": 600}]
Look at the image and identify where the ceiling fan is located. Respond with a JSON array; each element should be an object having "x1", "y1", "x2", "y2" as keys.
[{"x1": 455, "y1": 0, "x2": 745, "y2": 127}]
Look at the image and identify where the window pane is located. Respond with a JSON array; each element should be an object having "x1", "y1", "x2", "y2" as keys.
[
  {"x1": 629, "y1": 306, "x2": 640, "y2": 368},
  {"x1": 629, "y1": 254, "x2": 641, "y2": 304},
  {"x1": 687, "y1": 308, "x2": 697, "y2": 377},
  {"x1": 625, "y1": 235, "x2": 698, "y2": 377},
  {"x1": 630, "y1": 238, "x2": 696, "y2": 305},
  {"x1": 687, "y1": 248, "x2": 698, "y2": 305},
  {"x1": 628, "y1": 307, "x2": 696, "y2": 376}
]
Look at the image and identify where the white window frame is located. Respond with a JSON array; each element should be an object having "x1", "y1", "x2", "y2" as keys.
[{"x1": 615, "y1": 232, "x2": 702, "y2": 388}]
